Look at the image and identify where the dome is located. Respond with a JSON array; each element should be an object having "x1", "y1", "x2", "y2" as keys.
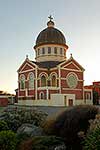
[{"x1": 34, "y1": 19, "x2": 67, "y2": 48}]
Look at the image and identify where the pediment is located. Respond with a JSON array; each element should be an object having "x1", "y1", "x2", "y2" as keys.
[
  {"x1": 60, "y1": 58, "x2": 85, "y2": 71},
  {"x1": 18, "y1": 59, "x2": 37, "y2": 73},
  {"x1": 63, "y1": 62, "x2": 81, "y2": 71},
  {"x1": 21, "y1": 63, "x2": 35, "y2": 72}
]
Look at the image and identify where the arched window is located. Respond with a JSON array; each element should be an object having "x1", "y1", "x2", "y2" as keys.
[
  {"x1": 20, "y1": 74, "x2": 25, "y2": 89},
  {"x1": 29, "y1": 72, "x2": 34, "y2": 89},
  {"x1": 39, "y1": 92, "x2": 44, "y2": 99},
  {"x1": 52, "y1": 75, "x2": 57, "y2": 87},
  {"x1": 41, "y1": 75, "x2": 47, "y2": 87}
]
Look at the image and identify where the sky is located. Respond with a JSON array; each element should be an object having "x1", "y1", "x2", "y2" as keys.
[{"x1": 0, "y1": 0, "x2": 100, "y2": 94}]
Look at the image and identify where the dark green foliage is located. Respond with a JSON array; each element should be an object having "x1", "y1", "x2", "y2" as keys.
[
  {"x1": 83, "y1": 127, "x2": 100, "y2": 150},
  {"x1": 93, "y1": 91, "x2": 99, "y2": 105},
  {"x1": 2, "y1": 108, "x2": 47, "y2": 132},
  {"x1": 44, "y1": 105, "x2": 99, "y2": 150},
  {"x1": 0, "y1": 130, "x2": 17, "y2": 150},
  {"x1": 0, "y1": 120, "x2": 9, "y2": 131},
  {"x1": 16, "y1": 132, "x2": 31, "y2": 148},
  {"x1": 18, "y1": 136, "x2": 64, "y2": 150},
  {"x1": 42, "y1": 116, "x2": 56, "y2": 135}
]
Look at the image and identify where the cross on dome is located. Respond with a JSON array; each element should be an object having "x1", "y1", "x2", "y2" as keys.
[
  {"x1": 48, "y1": 15, "x2": 53, "y2": 21},
  {"x1": 47, "y1": 15, "x2": 54, "y2": 27}
]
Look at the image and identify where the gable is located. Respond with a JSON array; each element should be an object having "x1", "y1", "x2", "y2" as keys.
[
  {"x1": 18, "y1": 59, "x2": 37, "y2": 73},
  {"x1": 59, "y1": 58, "x2": 85, "y2": 71},
  {"x1": 63, "y1": 62, "x2": 81, "y2": 71},
  {"x1": 21, "y1": 63, "x2": 35, "y2": 72}
]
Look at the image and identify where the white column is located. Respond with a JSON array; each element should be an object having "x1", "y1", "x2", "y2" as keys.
[
  {"x1": 47, "y1": 87, "x2": 49, "y2": 100},
  {"x1": 25, "y1": 88, "x2": 28, "y2": 97},
  {"x1": 58, "y1": 66, "x2": 61, "y2": 93},
  {"x1": 91, "y1": 90, "x2": 93, "y2": 103},
  {"x1": 83, "y1": 80, "x2": 85, "y2": 103},
  {"x1": 35, "y1": 67, "x2": 38, "y2": 100},
  {"x1": 18, "y1": 81, "x2": 19, "y2": 97}
]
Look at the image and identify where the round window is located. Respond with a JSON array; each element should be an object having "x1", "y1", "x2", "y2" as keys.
[{"x1": 67, "y1": 73, "x2": 78, "y2": 88}]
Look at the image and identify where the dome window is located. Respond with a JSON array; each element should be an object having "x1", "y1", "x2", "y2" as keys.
[
  {"x1": 64, "y1": 49, "x2": 66, "y2": 56},
  {"x1": 60, "y1": 48, "x2": 62, "y2": 54},
  {"x1": 54, "y1": 47, "x2": 57, "y2": 54},
  {"x1": 36, "y1": 50, "x2": 37, "y2": 57},
  {"x1": 48, "y1": 47, "x2": 51, "y2": 54},
  {"x1": 42, "y1": 48, "x2": 45, "y2": 54},
  {"x1": 38, "y1": 49, "x2": 40, "y2": 55}
]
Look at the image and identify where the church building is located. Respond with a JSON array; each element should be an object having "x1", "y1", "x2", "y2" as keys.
[{"x1": 16, "y1": 17, "x2": 92, "y2": 106}]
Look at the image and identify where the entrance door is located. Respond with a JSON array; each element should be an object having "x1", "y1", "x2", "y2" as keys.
[{"x1": 68, "y1": 99, "x2": 73, "y2": 106}]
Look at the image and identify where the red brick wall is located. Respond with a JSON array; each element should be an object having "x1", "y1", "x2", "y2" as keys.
[
  {"x1": 19, "y1": 90, "x2": 26, "y2": 96},
  {"x1": 60, "y1": 69, "x2": 84, "y2": 99},
  {"x1": 61, "y1": 89, "x2": 83, "y2": 99},
  {"x1": 0, "y1": 98, "x2": 8, "y2": 106}
]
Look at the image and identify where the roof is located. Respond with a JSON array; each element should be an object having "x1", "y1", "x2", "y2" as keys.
[
  {"x1": 31, "y1": 61, "x2": 63, "y2": 69},
  {"x1": 0, "y1": 91, "x2": 15, "y2": 96}
]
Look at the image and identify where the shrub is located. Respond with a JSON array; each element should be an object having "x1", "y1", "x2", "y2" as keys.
[
  {"x1": 18, "y1": 136, "x2": 64, "y2": 150},
  {"x1": 89, "y1": 114, "x2": 100, "y2": 131},
  {"x1": 0, "y1": 130, "x2": 17, "y2": 150},
  {"x1": 2, "y1": 108, "x2": 47, "y2": 132},
  {"x1": 44, "y1": 105, "x2": 99, "y2": 150},
  {"x1": 42, "y1": 116, "x2": 56, "y2": 135},
  {"x1": 83, "y1": 127, "x2": 100, "y2": 150},
  {"x1": 16, "y1": 132, "x2": 31, "y2": 149},
  {"x1": 83, "y1": 114, "x2": 100, "y2": 150},
  {"x1": 0, "y1": 120, "x2": 9, "y2": 131}
]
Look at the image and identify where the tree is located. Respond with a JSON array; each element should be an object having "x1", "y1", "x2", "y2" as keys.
[{"x1": 93, "y1": 91, "x2": 99, "y2": 105}]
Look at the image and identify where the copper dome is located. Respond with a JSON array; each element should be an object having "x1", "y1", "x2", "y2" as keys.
[{"x1": 34, "y1": 20, "x2": 67, "y2": 48}]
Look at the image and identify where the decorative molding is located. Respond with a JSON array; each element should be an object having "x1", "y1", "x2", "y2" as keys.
[
  {"x1": 61, "y1": 67, "x2": 83, "y2": 72},
  {"x1": 62, "y1": 88, "x2": 82, "y2": 91},
  {"x1": 60, "y1": 78, "x2": 83, "y2": 82},
  {"x1": 39, "y1": 72, "x2": 48, "y2": 78},
  {"x1": 19, "y1": 62, "x2": 36, "y2": 73},
  {"x1": 84, "y1": 89, "x2": 92, "y2": 91},
  {"x1": 19, "y1": 68, "x2": 36, "y2": 74},
  {"x1": 19, "y1": 89, "x2": 26, "y2": 91},
  {"x1": 38, "y1": 86, "x2": 60, "y2": 90},
  {"x1": 62, "y1": 61, "x2": 81, "y2": 71}
]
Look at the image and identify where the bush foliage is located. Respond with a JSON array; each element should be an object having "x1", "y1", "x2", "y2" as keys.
[
  {"x1": 0, "y1": 130, "x2": 17, "y2": 150},
  {"x1": 43, "y1": 105, "x2": 99, "y2": 150},
  {"x1": 83, "y1": 127, "x2": 100, "y2": 150},
  {"x1": 2, "y1": 108, "x2": 47, "y2": 132},
  {"x1": 18, "y1": 136, "x2": 64, "y2": 150},
  {"x1": 0, "y1": 120, "x2": 9, "y2": 131},
  {"x1": 83, "y1": 114, "x2": 100, "y2": 150}
]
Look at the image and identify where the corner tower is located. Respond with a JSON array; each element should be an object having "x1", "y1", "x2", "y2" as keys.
[{"x1": 34, "y1": 16, "x2": 68, "y2": 62}]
